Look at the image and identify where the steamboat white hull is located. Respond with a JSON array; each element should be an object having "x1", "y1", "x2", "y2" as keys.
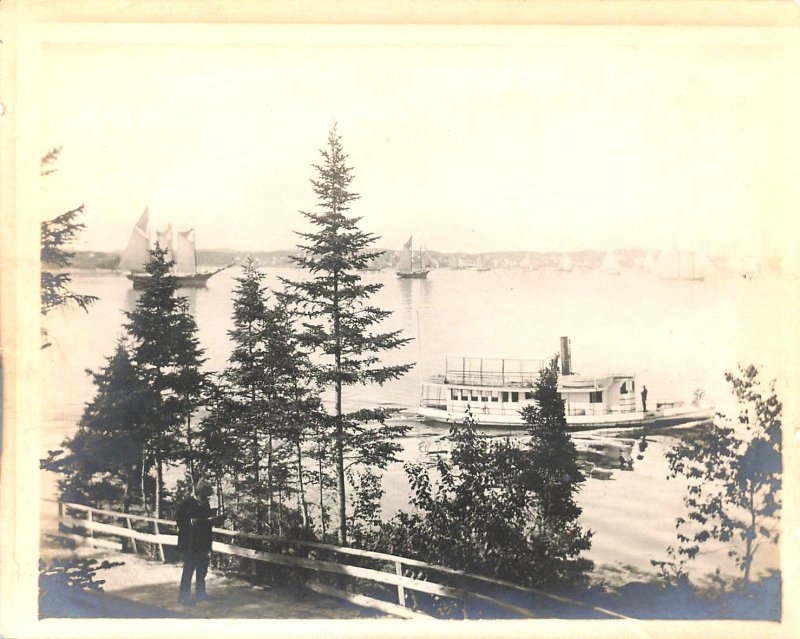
[{"x1": 417, "y1": 404, "x2": 714, "y2": 430}]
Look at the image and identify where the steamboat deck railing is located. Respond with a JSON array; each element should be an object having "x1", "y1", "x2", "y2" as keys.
[{"x1": 51, "y1": 500, "x2": 628, "y2": 621}]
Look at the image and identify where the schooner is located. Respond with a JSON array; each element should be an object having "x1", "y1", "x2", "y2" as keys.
[{"x1": 119, "y1": 208, "x2": 231, "y2": 289}]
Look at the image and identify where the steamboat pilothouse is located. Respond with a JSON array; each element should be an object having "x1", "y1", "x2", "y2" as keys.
[{"x1": 417, "y1": 338, "x2": 714, "y2": 430}]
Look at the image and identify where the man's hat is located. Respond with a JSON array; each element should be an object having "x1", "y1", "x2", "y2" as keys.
[{"x1": 195, "y1": 479, "x2": 213, "y2": 495}]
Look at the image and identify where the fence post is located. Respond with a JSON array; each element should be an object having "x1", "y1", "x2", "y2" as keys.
[
  {"x1": 153, "y1": 520, "x2": 166, "y2": 562},
  {"x1": 395, "y1": 560, "x2": 406, "y2": 607},
  {"x1": 126, "y1": 516, "x2": 138, "y2": 554}
]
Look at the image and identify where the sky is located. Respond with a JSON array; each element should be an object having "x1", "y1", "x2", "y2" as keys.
[{"x1": 37, "y1": 25, "x2": 798, "y2": 258}]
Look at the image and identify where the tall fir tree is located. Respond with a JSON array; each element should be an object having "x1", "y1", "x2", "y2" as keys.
[
  {"x1": 520, "y1": 356, "x2": 593, "y2": 584},
  {"x1": 218, "y1": 260, "x2": 273, "y2": 531},
  {"x1": 263, "y1": 293, "x2": 324, "y2": 533},
  {"x1": 282, "y1": 124, "x2": 413, "y2": 544},
  {"x1": 42, "y1": 340, "x2": 148, "y2": 512},
  {"x1": 214, "y1": 260, "x2": 322, "y2": 533},
  {"x1": 124, "y1": 245, "x2": 206, "y2": 516}
]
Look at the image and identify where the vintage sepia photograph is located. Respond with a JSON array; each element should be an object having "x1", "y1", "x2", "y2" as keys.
[{"x1": 1, "y1": 1, "x2": 798, "y2": 637}]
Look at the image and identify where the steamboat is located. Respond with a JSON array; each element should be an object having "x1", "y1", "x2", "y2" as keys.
[{"x1": 417, "y1": 338, "x2": 714, "y2": 430}]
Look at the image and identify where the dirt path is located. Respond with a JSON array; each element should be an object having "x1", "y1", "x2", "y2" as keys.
[{"x1": 40, "y1": 544, "x2": 390, "y2": 620}]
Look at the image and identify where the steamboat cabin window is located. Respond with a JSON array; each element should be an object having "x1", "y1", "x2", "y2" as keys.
[
  {"x1": 471, "y1": 391, "x2": 479, "y2": 402},
  {"x1": 501, "y1": 391, "x2": 509, "y2": 402},
  {"x1": 451, "y1": 389, "x2": 459, "y2": 400},
  {"x1": 511, "y1": 392, "x2": 519, "y2": 402},
  {"x1": 524, "y1": 391, "x2": 535, "y2": 400},
  {"x1": 481, "y1": 391, "x2": 489, "y2": 402},
  {"x1": 620, "y1": 382, "x2": 628, "y2": 394},
  {"x1": 461, "y1": 390, "x2": 469, "y2": 401},
  {"x1": 491, "y1": 391, "x2": 499, "y2": 402},
  {"x1": 590, "y1": 391, "x2": 603, "y2": 403}
]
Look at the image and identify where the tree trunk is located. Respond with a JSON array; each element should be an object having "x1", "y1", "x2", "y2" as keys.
[
  {"x1": 333, "y1": 274, "x2": 347, "y2": 545},
  {"x1": 335, "y1": 404, "x2": 346, "y2": 545},
  {"x1": 296, "y1": 440, "x2": 309, "y2": 529},
  {"x1": 123, "y1": 476, "x2": 131, "y2": 514},
  {"x1": 141, "y1": 448, "x2": 149, "y2": 516},
  {"x1": 744, "y1": 482, "x2": 756, "y2": 585},
  {"x1": 252, "y1": 420, "x2": 261, "y2": 533},
  {"x1": 235, "y1": 471, "x2": 241, "y2": 515},
  {"x1": 318, "y1": 447, "x2": 326, "y2": 539},
  {"x1": 155, "y1": 454, "x2": 163, "y2": 518},
  {"x1": 267, "y1": 427, "x2": 274, "y2": 531},
  {"x1": 186, "y1": 411, "x2": 195, "y2": 488}
]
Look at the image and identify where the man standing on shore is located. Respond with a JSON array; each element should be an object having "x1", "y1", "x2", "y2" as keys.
[
  {"x1": 641, "y1": 385, "x2": 649, "y2": 413},
  {"x1": 176, "y1": 480, "x2": 225, "y2": 606}
]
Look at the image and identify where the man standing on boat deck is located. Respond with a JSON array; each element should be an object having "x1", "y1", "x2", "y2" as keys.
[
  {"x1": 176, "y1": 479, "x2": 225, "y2": 606},
  {"x1": 641, "y1": 385, "x2": 649, "y2": 413}
]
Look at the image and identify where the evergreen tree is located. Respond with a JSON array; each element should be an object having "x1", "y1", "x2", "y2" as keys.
[
  {"x1": 124, "y1": 245, "x2": 206, "y2": 516},
  {"x1": 520, "y1": 356, "x2": 593, "y2": 584},
  {"x1": 41, "y1": 340, "x2": 148, "y2": 511},
  {"x1": 282, "y1": 124, "x2": 413, "y2": 544},
  {"x1": 215, "y1": 261, "x2": 323, "y2": 533},
  {"x1": 265, "y1": 293, "x2": 324, "y2": 533},
  {"x1": 40, "y1": 148, "x2": 97, "y2": 348},
  {"x1": 195, "y1": 380, "x2": 240, "y2": 520},
  {"x1": 218, "y1": 260, "x2": 273, "y2": 531}
]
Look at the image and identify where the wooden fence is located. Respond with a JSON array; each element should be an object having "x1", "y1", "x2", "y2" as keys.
[{"x1": 55, "y1": 501, "x2": 627, "y2": 620}]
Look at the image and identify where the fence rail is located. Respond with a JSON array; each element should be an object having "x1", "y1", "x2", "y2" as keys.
[{"x1": 52, "y1": 500, "x2": 627, "y2": 620}]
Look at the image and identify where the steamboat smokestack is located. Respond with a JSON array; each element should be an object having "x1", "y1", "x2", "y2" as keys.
[{"x1": 560, "y1": 336, "x2": 572, "y2": 375}]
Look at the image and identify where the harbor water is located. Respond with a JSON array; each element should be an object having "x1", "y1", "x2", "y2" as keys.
[{"x1": 41, "y1": 264, "x2": 787, "y2": 584}]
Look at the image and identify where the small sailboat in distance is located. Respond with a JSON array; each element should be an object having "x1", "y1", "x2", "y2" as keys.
[
  {"x1": 644, "y1": 250, "x2": 656, "y2": 272},
  {"x1": 559, "y1": 253, "x2": 574, "y2": 272},
  {"x1": 655, "y1": 249, "x2": 709, "y2": 281},
  {"x1": 601, "y1": 250, "x2": 622, "y2": 275},
  {"x1": 120, "y1": 207, "x2": 232, "y2": 289},
  {"x1": 396, "y1": 236, "x2": 432, "y2": 279}
]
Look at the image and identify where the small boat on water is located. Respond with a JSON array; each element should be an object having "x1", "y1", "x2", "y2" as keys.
[
  {"x1": 655, "y1": 249, "x2": 710, "y2": 281},
  {"x1": 119, "y1": 208, "x2": 231, "y2": 289},
  {"x1": 601, "y1": 250, "x2": 622, "y2": 275},
  {"x1": 396, "y1": 236, "x2": 432, "y2": 279},
  {"x1": 417, "y1": 338, "x2": 714, "y2": 430},
  {"x1": 559, "y1": 253, "x2": 574, "y2": 272}
]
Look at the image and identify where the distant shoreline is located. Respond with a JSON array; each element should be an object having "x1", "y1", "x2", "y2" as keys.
[{"x1": 53, "y1": 248, "x2": 774, "y2": 275}]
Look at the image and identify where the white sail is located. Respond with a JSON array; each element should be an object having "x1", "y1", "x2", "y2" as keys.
[
  {"x1": 655, "y1": 248, "x2": 678, "y2": 279},
  {"x1": 155, "y1": 225, "x2": 175, "y2": 264},
  {"x1": 174, "y1": 229, "x2": 197, "y2": 274},
  {"x1": 119, "y1": 208, "x2": 151, "y2": 272},
  {"x1": 656, "y1": 249, "x2": 707, "y2": 280},
  {"x1": 601, "y1": 250, "x2": 621, "y2": 275},
  {"x1": 396, "y1": 236, "x2": 413, "y2": 272},
  {"x1": 678, "y1": 251, "x2": 708, "y2": 280},
  {"x1": 422, "y1": 246, "x2": 434, "y2": 269}
]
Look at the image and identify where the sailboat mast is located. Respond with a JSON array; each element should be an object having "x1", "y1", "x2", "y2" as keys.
[{"x1": 193, "y1": 230, "x2": 198, "y2": 275}]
